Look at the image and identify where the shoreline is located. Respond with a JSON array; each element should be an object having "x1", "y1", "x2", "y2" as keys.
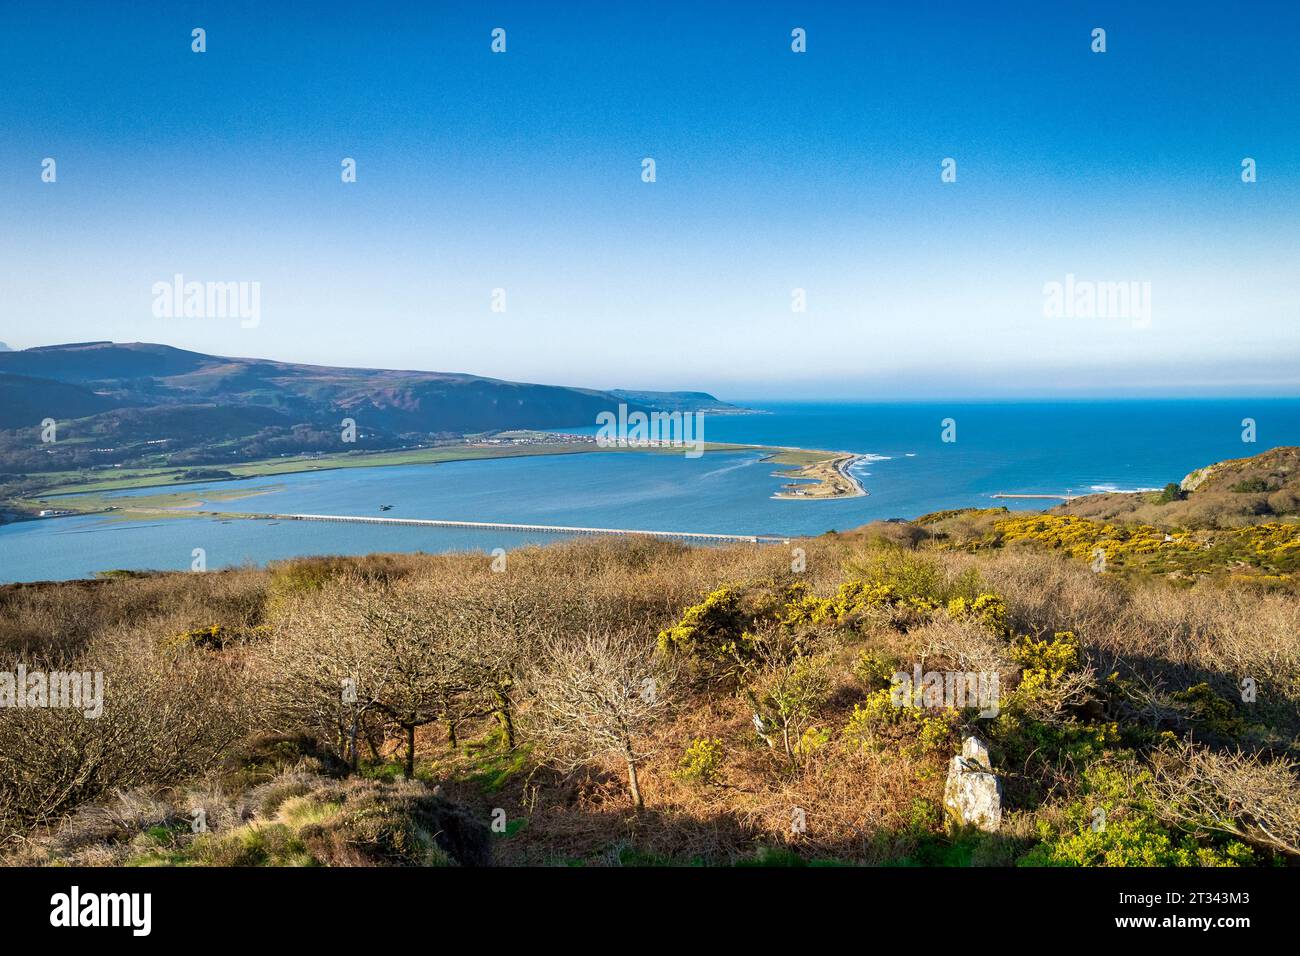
[{"x1": 769, "y1": 452, "x2": 869, "y2": 500}]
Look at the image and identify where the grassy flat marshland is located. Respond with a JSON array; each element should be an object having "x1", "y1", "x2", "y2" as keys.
[{"x1": 11, "y1": 441, "x2": 865, "y2": 518}]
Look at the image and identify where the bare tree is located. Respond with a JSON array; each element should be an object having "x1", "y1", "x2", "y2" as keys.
[
  {"x1": 263, "y1": 576, "x2": 481, "y2": 777},
  {"x1": 435, "y1": 579, "x2": 537, "y2": 751},
  {"x1": 524, "y1": 628, "x2": 673, "y2": 810},
  {"x1": 358, "y1": 596, "x2": 470, "y2": 777},
  {"x1": 259, "y1": 578, "x2": 392, "y2": 766}
]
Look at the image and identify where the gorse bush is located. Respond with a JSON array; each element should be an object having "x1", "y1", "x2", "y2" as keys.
[
  {"x1": 851, "y1": 650, "x2": 897, "y2": 689},
  {"x1": 842, "y1": 691, "x2": 903, "y2": 751},
  {"x1": 657, "y1": 586, "x2": 750, "y2": 662},
  {"x1": 843, "y1": 548, "x2": 947, "y2": 604},
  {"x1": 996, "y1": 514, "x2": 1197, "y2": 562},
  {"x1": 988, "y1": 629, "x2": 1125, "y2": 770},
  {"x1": 993, "y1": 513, "x2": 1300, "y2": 577},
  {"x1": 1171, "y1": 683, "x2": 1249, "y2": 740},
  {"x1": 673, "y1": 738, "x2": 725, "y2": 785},
  {"x1": 946, "y1": 593, "x2": 1010, "y2": 637},
  {"x1": 158, "y1": 623, "x2": 256, "y2": 652},
  {"x1": 841, "y1": 689, "x2": 960, "y2": 757},
  {"x1": 1011, "y1": 630, "x2": 1081, "y2": 690}
]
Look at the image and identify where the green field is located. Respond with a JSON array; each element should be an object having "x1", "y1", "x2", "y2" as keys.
[{"x1": 761, "y1": 447, "x2": 843, "y2": 467}]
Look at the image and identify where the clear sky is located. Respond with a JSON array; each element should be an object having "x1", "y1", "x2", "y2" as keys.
[{"x1": 1, "y1": 0, "x2": 1297, "y2": 399}]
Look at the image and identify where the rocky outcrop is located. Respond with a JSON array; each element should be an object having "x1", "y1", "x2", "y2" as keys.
[
  {"x1": 1180, "y1": 465, "x2": 1214, "y2": 493},
  {"x1": 943, "y1": 736, "x2": 1002, "y2": 832}
]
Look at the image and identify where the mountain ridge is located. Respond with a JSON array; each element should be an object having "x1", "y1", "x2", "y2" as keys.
[{"x1": 0, "y1": 342, "x2": 745, "y2": 474}]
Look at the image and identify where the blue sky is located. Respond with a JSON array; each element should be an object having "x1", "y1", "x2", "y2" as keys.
[{"x1": 1, "y1": 0, "x2": 1297, "y2": 399}]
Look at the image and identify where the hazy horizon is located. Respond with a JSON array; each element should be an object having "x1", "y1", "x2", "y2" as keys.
[{"x1": 12, "y1": 337, "x2": 1300, "y2": 405}]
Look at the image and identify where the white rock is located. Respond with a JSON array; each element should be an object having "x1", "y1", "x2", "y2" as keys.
[
  {"x1": 944, "y1": 736, "x2": 1002, "y2": 832},
  {"x1": 961, "y1": 735, "x2": 992, "y2": 769}
]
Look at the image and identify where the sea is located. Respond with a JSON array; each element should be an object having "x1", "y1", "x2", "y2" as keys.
[{"x1": 2, "y1": 399, "x2": 1297, "y2": 583}]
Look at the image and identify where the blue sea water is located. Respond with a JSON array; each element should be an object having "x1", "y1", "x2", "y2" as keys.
[{"x1": 1, "y1": 399, "x2": 1297, "y2": 583}]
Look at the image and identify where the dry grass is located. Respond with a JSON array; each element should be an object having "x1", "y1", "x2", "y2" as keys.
[{"x1": 3, "y1": 531, "x2": 1298, "y2": 865}]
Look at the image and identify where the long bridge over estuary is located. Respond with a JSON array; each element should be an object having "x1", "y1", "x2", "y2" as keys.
[
  {"x1": 237, "y1": 512, "x2": 791, "y2": 545},
  {"x1": 990, "y1": 492, "x2": 1078, "y2": 502}
]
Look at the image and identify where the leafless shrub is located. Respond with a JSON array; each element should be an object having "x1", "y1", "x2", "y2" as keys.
[
  {"x1": 855, "y1": 521, "x2": 928, "y2": 550},
  {"x1": 0, "y1": 632, "x2": 251, "y2": 844},
  {"x1": 0, "y1": 569, "x2": 266, "y2": 660},
  {"x1": 523, "y1": 627, "x2": 675, "y2": 810},
  {"x1": 260, "y1": 574, "x2": 494, "y2": 775},
  {"x1": 255, "y1": 577, "x2": 388, "y2": 765},
  {"x1": 914, "y1": 615, "x2": 1009, "y2": 674},
  {"x1": 958, "y1": 549, "x2": 1123, "y2": 645},
  {"x1": 1152, "y1": 741, "x2": 1300, "y2": 857}
]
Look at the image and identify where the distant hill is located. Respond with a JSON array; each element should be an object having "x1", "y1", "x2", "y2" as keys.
[
  {"x1": 0, "y1": 372, "x2": 118, "y2": 429},
  {"x1": 608, "y1": 389, "x2": 750, "y2": 413},
  {"x1": 0, "y1": 342, "x2": 745, "y2": 474}
]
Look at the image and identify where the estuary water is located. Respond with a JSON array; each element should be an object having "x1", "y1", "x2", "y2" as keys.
[{"x1": 2, "y1": 399, "x2": 1298, "y2": 583}]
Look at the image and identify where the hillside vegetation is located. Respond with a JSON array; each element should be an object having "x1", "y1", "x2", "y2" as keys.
[
  {"x1": 4, "y1": 496, "x2": 1299, "y2": 866},
  {"x1": 0, "y1": 342, "x2": 739, "y2": 478},
  {"x1": 907, "y1": 448, "x2": 1300, "y2": 590},
  {"x1": 1052, "y1": 445, "x2": 1300, "y2": 529}
]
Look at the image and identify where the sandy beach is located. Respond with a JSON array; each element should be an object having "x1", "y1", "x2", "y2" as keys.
[{"x1": 770, "y1": 452, "x2": 869, "y2": 500}]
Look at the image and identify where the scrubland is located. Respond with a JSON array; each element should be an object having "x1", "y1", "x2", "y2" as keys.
[{"x1": 2, "y1": 517, "x2": 1298, "y2": 867}]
